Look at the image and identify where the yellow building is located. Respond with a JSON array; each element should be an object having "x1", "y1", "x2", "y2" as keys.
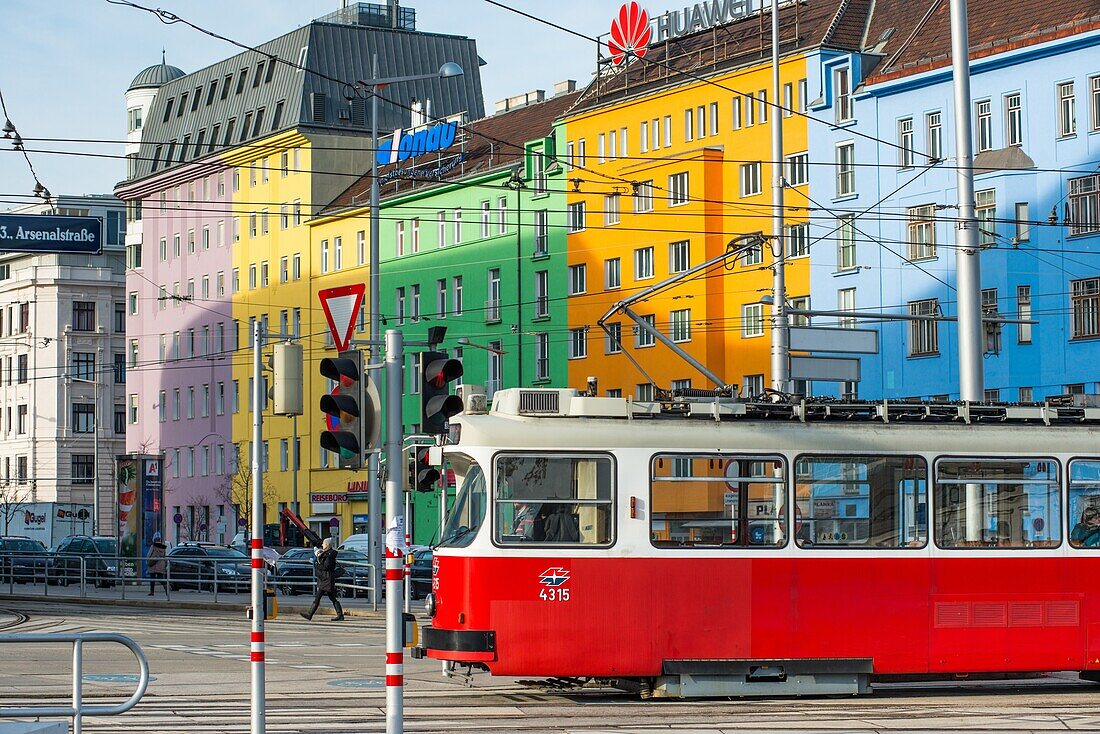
[{"x1": 564, "y1": 0, "x2": 845, "y2": 398}]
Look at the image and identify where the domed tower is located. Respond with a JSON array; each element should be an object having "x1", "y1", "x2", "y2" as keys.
[{"x1": 125, "y1": 53, "x2": 184, "y2": 175}]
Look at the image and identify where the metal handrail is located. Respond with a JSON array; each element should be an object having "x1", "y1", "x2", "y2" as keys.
[{"x1": 0, "y1": 631, "x2": 149, "y2": 734}]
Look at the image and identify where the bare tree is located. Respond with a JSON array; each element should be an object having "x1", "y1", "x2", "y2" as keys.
[
  {"x1": 0, "y1": 482, "x2": 33, "y2": 536},
  {"x1": 215, "y1": 463, "x2": 276, "y2": 537}
]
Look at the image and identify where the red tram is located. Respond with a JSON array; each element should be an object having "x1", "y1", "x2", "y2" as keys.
[{"x1": 420, "y1": 388, "x2": 1100, "y2": 696}]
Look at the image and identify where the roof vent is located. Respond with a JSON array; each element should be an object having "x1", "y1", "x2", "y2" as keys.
[{"x1": 518, "y1": 390, "x2": 559, "y2": 415}]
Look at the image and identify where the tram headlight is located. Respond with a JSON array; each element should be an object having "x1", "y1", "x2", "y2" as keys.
[{"x1": 424, "y1": 592, "x2": 436, "y2": 618}]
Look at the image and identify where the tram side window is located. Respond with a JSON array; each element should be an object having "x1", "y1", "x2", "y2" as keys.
[
  {"x1": 794, "y1": 455, "x2": 927, "y2": 548},
  {"x1": 1068, "y1": 460, "x2": 1100, "y2": 549},
  {"x1": 438, "y1": 454, "x2": 486, "y2": 548},
  {"x1": 650, "y1": 454, "x2": 786, "y2": 547},
  {"x1": 494, "y1": 454, "x2": 613, "y2": 545},
  {"x1": 935, "y1": 458, "x2": 1061, "y2": 549}
]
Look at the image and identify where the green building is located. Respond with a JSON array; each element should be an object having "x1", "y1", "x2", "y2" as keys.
[{"x1": 314, "y1": 90, "x2": 578, "y2": 543}]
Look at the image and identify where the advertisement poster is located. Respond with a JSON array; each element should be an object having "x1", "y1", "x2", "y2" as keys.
[
  {"x1": 116, "y1": 454, "x2": 164, "y2": 577},
  {"x1": 141, "y1": 456, "x2": 164, "y2": 575}
]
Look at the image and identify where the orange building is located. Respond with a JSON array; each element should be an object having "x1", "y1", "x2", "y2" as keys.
[{"x1": 563, "y1": 0, "x2": 849, "y2": 398}]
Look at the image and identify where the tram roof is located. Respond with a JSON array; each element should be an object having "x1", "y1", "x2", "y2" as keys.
[{"x1": 450, "y1": 388, "x2": 1100, "y2": 456}]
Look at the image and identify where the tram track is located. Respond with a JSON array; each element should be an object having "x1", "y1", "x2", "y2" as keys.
[{"x1": 0, "y1": 607, "x2": 28, "y2": 630}]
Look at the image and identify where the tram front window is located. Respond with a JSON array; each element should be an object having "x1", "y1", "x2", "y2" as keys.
[
  {"x1": 439, "y1": 455, "x2": 485, "y2": 548},
  {"x1": 495, "y1": 454, "x2": 614, "y2": 545},
  {"x1": 651, "y1": 454, "x2": 786, "y2": 547}
]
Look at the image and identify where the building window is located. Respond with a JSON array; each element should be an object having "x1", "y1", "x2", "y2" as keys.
[
  {"x1": 604, "y1": 193, "x2": 621, "y2": 225},
  {"x1": 634, "y1": 247, "x2": 654, "y2": 280},
  {"x1": 72, "y1": 403, "x2": 95, "y2": 433},
  {"x1": 740, "y1": 162, "x2": 761, "y2": 197},
  {"x1": 71, "y1": 352, "x2": 95, "y2": 381},
  {"x1": 535, "y1": 333, "x2": 550, "y2": 380},
  {"x1": 568, "y1": 201, "x2": 585, "y2": 232},
  {"x1": 976, "y1": 189, "x2": 996, "y2": 247},
  {"x1": 787, "y1": 222, "x2": 809, "y2": 258},
  {"x1": 1068, "y1": 174, "x2": 1099, "y2": 235},
  {"x1": 605, "y1": 258, "x2": 621, "y2": 290},
  {"x1": 1072, "y1": 277, "x2": 1100, "y2": 339},
  {"x1": 663, "y1": 115, "x2": 672, "y2": 146},
  {"x1": 982, "y1": 288, "x2": 1002, "y2": 354},
  {"x1": 898, "y1": 117, "x2": 914, "y2": 167},
  {"x1": 605, "y1": 322, "x2": 622, "y2": 354},
  {"x1": 834, "y1": 67, "x2": 853, "y2": 122},
  {"x1": 1015, "y1": 202, "x2": 1030, "y2": 243},
  {"x1": 684, "y1": 108, "x2": 694, "y2": 142},
  {"x1": 568, "y1": 264, "x2": 586, "y2": 295},
  {"x1": 745, "y1": 93, "x2": 756, "y2": 126},
  {"x1": 486, "y1": 269, "x2": 500, "y2": 321},
  {"x1": 1091, "y1": 75, "x2": 1100, "y2": 132},
  {"x1": 1016, "y1": 285, "x2": 1032, "y2": 345},
  {"x1": 837, "y1": 215, "x2": 856, "y2": 270},
  {"x1": 453, "y1": 209, "x2": 463, "y2": 244},
  {"x1": 785, "y1": 152, "x2": 808, "y2": 186},
  {"x1": 395, "y1": 288, "x2": 406, "y2": 325},
  {"x1": 975, "y1": 99, "x2": 993, "y2": 152},
  {"x1": 1005, "y1": 93, "x2": 1023, "y2": 146},
  {"x1": 569, "y1": 328, "x2": 587, "y2": 359},
  {"x1": 129, "y1": 394, "x2": 139, "y2": 424},
  {"x1": 1058, "y1": 81, "x2": 1076, "y2": 137},
  {"x1": 534, "y1": 271, "x2": 548, "y2": 318},
  {"x1": 742, "y1": 240, "x2": 763, "y2": 266},
  {"x1": 436, "y1": 279, "x2": 448, "y2": 319},
  {"x1": 741, "y1": 303, "x2": 764, "y2": 338},
  {"x1": 838, "y1": 287, "x2": 856, "y2": 328},
  {"x1": 480, "y1": 200, "x2": 491, "y2": 238},
  {"x1": 924, "y1": 110, "x2": 941, "y2": 161},
  {"x1": 670, "y1": 308, "x2": 691, "y2": 342},
  {"x1": 908, "y1": 299, "x2": 939, "y2": 355},
  {"x1": 72, "y1": 455, "x2": 94, "y2": 485},
  {"x1": 292, "y1": 254, "x2": 301, "y2": 280},
  {"x1": 835, "y1": 142, "x2": 855, "y2": 197},
  {"x1": 731, "y1": 95, "x2": 741, "y2": 129},
  {"x1": 668, "y1": 172, "x2": 689, "y2": 206},
  {"x1": 633, "y1": 180, "x2": 654, "y2": 213},
  {"x1": 453, "y1": 276, "x2": 463, "y2": 316},
  {"x1": 669, "y1": 240, "x2": 690, "y2": 274},
  {"x1": 907, "y1": 205, "x2": 936, "y2": 260},
  {"x1": 635, "y1": 315, "x2": 656, "y2": 348},
  {"x1": 72, "y1": 302, "x2": 95, "y2": 331}
]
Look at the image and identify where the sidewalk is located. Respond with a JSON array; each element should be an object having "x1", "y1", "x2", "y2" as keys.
[{"x1": 0, "y1": 584, "x2": 393, "y2": 618}]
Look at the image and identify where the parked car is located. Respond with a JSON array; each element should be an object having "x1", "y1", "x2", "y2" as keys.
[
  {"x1": 0, "y1": 537, "x2": 50, "y2": 584},
  {"x1": 166, "y1": 543, "x2": 250, "y2": 592},
  {"x1": 337, "y1": 534, "x2": 370, "y2": 553},
  {"x1": 409, "y1": 548, "x2": 432, "y2": 599},
  {"x1": 49, "y1": 536, "x2": 118, "y2": 587},
  {"x1": 273, "y1": 547, "x2": 316, "y2": 595}
]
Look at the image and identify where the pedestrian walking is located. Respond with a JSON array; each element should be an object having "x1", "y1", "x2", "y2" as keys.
[
  {"x1": 147, "y1": 533, "x2": 169, "y2": 597},
  {"x1": 300, "y1": 537, "x2": 344, "y2": 621}
]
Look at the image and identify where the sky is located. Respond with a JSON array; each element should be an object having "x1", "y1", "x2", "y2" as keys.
[{"x1": 0, "y1": 0, "x2": 621, "y2": 199}]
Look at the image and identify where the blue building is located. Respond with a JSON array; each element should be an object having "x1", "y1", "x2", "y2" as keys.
[{"x1": 805, "y1": 3, "x2": 1100, "y2": 401}]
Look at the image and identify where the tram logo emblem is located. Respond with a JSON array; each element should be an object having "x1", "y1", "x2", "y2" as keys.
[{"x1": 538, "y1": 567, "x2": 570, "y2": 587}]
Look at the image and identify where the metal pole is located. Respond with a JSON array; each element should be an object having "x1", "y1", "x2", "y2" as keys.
[
  {"x1": 250, "y1": 320, "x2": 266, "y2": 734},
  {"x1": 949, "y1": 0, "x2": 984, "y2": 401},
  {"x1": 769, "y1": 0, "x2": 789, "y2": 392},
  {"x1": 367, "y1": 52, "x2": 383, "y2": 608},
  {"x1": 384, "y1": 328, "x2": 405, "y2": 734},
  {"x1": 92, "y1": 367, "x2": 100, "y2": 536},
  {"x1": 291, "y1": 415, "x2": 299, "y2": 519},
  {"x1": 404, "y1": 489, "x2": 411, "y2": 613}
]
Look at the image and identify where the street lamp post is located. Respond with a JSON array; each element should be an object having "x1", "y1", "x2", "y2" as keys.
[{"x1": 357, "y1": 56, "x2": 463, "y2": 609}]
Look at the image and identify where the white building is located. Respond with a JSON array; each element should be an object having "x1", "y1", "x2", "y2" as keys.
[{"x1": 0, "y1": 195, "x2": 127, "y2": 537}]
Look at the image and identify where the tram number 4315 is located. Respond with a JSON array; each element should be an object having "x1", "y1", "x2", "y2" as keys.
[
  {"x1": 539, "y1": 587, "x2": 570, "y2": 602},
  {"x1": 537, "y1": 567, "x2": 571, "y2": 602}
]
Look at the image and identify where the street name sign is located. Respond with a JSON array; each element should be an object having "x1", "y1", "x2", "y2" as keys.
[
  {"x1": 0, "y1": 214, "x2": 103, "y2": 254},
  {"x1": 789, "y1": 326, "x2": 879, "y2": 354}
]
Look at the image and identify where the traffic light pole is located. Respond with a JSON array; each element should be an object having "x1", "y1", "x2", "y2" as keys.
[
  {"x1": 383, "y1": 328, "x2": 405, "y2": 734},
  {"x1": 250, "y1": 320, "x2": 266, "y2": 734}
]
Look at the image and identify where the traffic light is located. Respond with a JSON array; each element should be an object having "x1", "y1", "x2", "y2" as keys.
[
  {"x1": 419, "y1": 351, "x2": 463, "y2": 435},
  {"x1": 414, "y1": 446, "x2": 440, "y2": 492},
  {"x1": 319, "y1": 350, "x2": 379, "y2": 469}
]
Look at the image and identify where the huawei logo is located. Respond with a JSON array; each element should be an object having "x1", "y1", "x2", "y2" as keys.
[{"x1": 608, "y1": 2, "x2": 651, "y2": 66}]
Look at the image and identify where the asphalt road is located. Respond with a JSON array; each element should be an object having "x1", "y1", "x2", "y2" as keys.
[{"x1": 0, "y1": 600, "x2": 1098, "y2": 733}]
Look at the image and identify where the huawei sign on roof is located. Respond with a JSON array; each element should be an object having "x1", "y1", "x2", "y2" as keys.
[{"x1": 609, "y1": 0, "x2": 757, "y2": 65}]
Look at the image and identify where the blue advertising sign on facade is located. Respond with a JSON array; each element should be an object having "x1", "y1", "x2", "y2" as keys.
[{"x1": 0, "y1": 214, "x2": 103, "y2": 254}]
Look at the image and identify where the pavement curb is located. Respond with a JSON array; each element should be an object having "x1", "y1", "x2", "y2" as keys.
[{"x1": 0, "y1": 593, "x2": 384, "y2": 618}]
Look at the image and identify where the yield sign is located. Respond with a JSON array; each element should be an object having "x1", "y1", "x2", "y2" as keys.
[{"x1": 318, "y1": 284, "x2": 366, "y2": 352}]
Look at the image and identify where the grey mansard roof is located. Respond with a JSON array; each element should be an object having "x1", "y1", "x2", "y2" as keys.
[
  {"x1": 128, "y1": 21, "x2": 485, "y2": 182},
  {"x1": 128, "y1": 61, "x2": 187, "y2": 92}
]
